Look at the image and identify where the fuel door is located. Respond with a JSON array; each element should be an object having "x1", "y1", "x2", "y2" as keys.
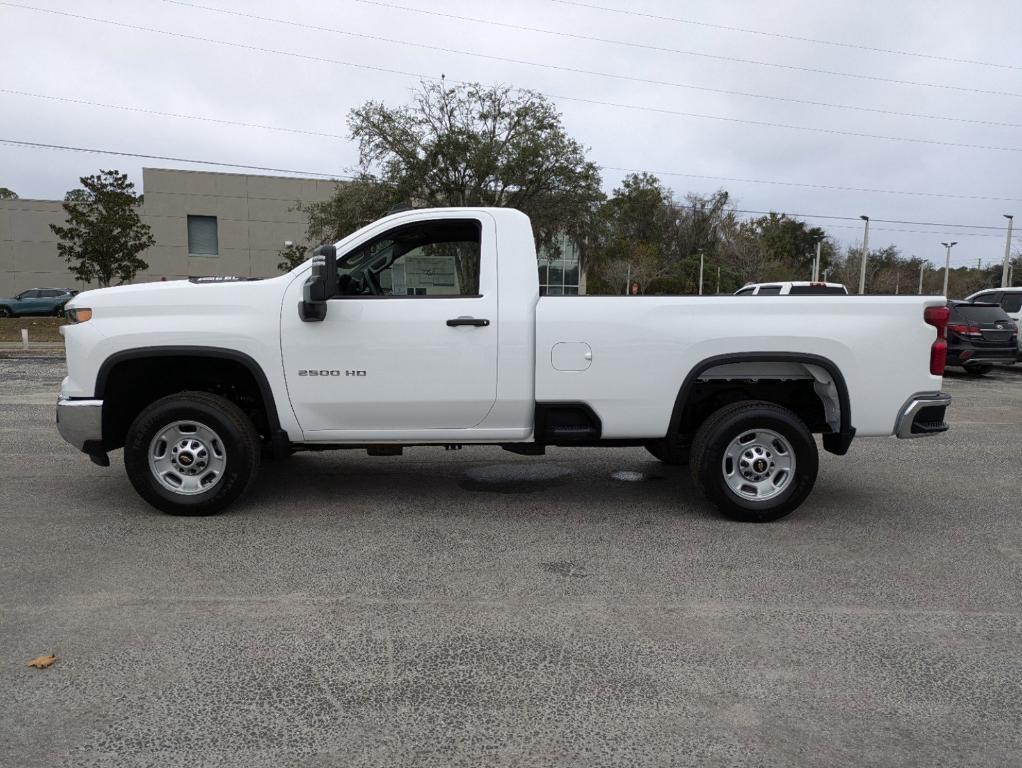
[{"x1": 551, "y1": 342, "x2": 592, "y2": 372}]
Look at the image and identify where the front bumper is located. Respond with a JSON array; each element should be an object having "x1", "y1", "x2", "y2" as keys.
[
  {"x1": 56, "y1": 396, "x2": 108, "y2": 465},
  {"x1": 895, "y1": 392, "x2": 952, "y2": 439}
]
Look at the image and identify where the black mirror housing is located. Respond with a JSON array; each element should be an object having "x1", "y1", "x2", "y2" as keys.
[{"x1": 299, "y1": 244, "x2": 338, "y2": 322}]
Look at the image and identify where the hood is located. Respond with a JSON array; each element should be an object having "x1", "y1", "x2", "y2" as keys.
[{"x1": 66, "y1": 275, "x2": 289, "y2": 314}]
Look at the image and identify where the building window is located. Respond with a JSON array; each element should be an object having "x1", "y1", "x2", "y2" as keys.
[
  {"x1": 537, "y1": 233, "x2": 581, "y2": 295},
  {"x1": 187, "y1": 215, "x2": 219, "y2": 256}
]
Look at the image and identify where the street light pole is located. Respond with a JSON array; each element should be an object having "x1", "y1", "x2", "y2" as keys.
[
  {"x1": 1001, "y1": 214, "x2": 1014, "y2": 287},
  {"x1": 941, "y1": 241, "x2": 958, "y2": 297},
  {"x1": 813, "y1": 239, "x2": 822, "y2": 281},
  {"x1": 698, "y1": 250, "x2": 704, "y2": 296},
  {"x1": 918, "y1": 263, "x2": 924, "y2": 294},
  {"x1": 858, "y1": 215, "x2": 870, "y2": 294},
  {"x1": 716, "y1": 265, "x2": 721, "y2": 295}
]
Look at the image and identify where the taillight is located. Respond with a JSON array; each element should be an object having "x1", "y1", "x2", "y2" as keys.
[
  {"x1": 924, "y1": 305, "x2": 950, "y2": 376},
  {"x1": 947, "y1": 323, "x2": 981, "y2": 337}
]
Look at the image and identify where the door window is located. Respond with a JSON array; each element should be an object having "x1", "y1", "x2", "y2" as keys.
[
  {"x1": 335, "y1": 219, "x2": 481, "y2": 298},
  {"x1": 19, "y1": 290, "x2": 40, "y2": 299},
  {"x1": 757, "y1": 285, "x2": 782, "y2": 295}
]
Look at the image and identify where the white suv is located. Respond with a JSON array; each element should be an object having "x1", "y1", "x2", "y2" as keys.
[
  {"x1": 965, "y1": 287, "x2": 1022, "y2": 357},
  {"x1": 736, "y1": 281, "x2": 848, "y2": 296}
]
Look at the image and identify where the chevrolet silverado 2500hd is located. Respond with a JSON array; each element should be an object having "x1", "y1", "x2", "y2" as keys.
[{"x1": 56, "y1": 207, "x2": 952, "y2": 521}]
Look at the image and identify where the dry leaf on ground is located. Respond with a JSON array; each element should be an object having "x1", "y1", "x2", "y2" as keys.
[{"x1": 26, "y1": 654, "x2": 57, "y2": 669}]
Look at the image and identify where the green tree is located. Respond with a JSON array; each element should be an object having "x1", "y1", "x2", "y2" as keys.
[
  {"x1": 301, "y1": 174, "x2": 403, "y2": 244},
  {"x1": 742, "y1": 213, "x2": 831, "y2": 277},
  {"x1": 589, "y1": 174, "x2": 737, "y2": 293},
  {"x1": 50, "y1": 170, "x2": 154, "y2": 287},
  {"x1": 276, "y1": 242, "x2": 309, "y2": 273},
  {"x1": 305, "y1": 81, "x2": 604, "y2": 260},
  {"x1": 0, "y1": 187, "x2": 17, "y2": 200}
]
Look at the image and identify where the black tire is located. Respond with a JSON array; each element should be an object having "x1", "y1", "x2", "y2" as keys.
[
  {"x1": 124, "y1": 391, "x2": 260, "y2": 515},
  {"x1": 645, "y1": 435, "x2": 689, "y2": 465},
  {"x1": 53, "y1": 305, "x2": 66, "y2": 317},
  {"x1": 690, "y1": 400, "x2": 818, "y2": 523},
  {"x1": 0, "y1": 306, "x2": 14, "y2": 318},
  {"x1": 963, "y1": 364, "x2": 992, "y2": 376}
]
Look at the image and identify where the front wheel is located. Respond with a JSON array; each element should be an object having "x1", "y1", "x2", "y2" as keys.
[
  {"x1": 0, "y1": 306, "x2": 14, "y2": 318},
  {"x1": 124, "y1": 392, "x2": 260, "y2": 515},
  {"x1": 690, "y1": 401, "x2": 818, "y2": 523}
]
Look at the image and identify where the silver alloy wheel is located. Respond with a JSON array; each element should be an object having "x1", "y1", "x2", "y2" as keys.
[
  {"x1": 148, "y1": 420, "x2": 227, "y2": 495},
  {"x1": 721, "y1": 428, "x2": 796, "y2": 502}
]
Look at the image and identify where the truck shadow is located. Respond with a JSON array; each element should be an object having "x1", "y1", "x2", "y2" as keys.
[{"x1": 242, "y1": 450, "x2": 713, "y2": 521}]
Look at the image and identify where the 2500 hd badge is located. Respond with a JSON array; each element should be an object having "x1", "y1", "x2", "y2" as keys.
[{"x1": 298, "y1": 369, "x2": 366, "y2": 377}]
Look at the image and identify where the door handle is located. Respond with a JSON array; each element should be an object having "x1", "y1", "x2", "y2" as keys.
[{"x1": 446, "y1": 317, "x2": 490, "y2": 327}]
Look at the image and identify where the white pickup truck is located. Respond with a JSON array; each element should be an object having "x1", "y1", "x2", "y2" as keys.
[{"x1": 57, "y1": 207, "x2": 952, "y2": 522}]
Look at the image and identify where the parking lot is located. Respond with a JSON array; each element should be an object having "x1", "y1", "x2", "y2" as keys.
[{"x1": 2, "y1": 355, "x2": 1021, "y2": 767}]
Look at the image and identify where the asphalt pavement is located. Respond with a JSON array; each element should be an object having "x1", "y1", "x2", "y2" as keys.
[{"x1": 2, "y1": 356, "x2": 1021, "y2": 767}]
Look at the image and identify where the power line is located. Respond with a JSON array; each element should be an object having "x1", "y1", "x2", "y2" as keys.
[
  {"x1": 162, "y1": 0, "x2": 1022, "y2": 125},
  {"x1": 7, "y1": 2, "x2": 1022, "y2": 155},
  {"x1": 0, "y1": 89, "x2": 348, "y2": 140},
  {"x1": 552, "y1": 0, "x2": 1022, "y2": 72},
  {"x1": 5, "y1": 88, "x2": 1021, "y2": 208},
  {"x1": 5, "y1": 138, "x2": 1022, "y2": 251},
  {"x1": 604, "y1": 167, "x2": 1022, "y2": 205},
  {"x1": 0, "y1": 138, "x2": 354, "y2": 179}
]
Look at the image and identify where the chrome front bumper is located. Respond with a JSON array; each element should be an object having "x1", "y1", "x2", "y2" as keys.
[
  {"x1": 56, "y1": 396, "x2": 103, "y2": 452},
  {"x1": 895, "y1": 392, "x2": 952, "y2": 439}
]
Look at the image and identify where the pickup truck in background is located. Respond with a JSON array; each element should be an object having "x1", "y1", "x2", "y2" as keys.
[{"x1": 56, "y1": 207, "x2": 952, "y2": 522}]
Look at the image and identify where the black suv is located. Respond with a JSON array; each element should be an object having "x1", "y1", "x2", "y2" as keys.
[{"x1": 945, "y1": 301, "x2": 1018, "y2": 375}]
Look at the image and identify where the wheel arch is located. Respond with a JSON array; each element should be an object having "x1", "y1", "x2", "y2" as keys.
[
  {"x1": 95, "y1": 346, "x2": 287, "y2": 455},
  {"x1": 667, "y1": 352, "x2": 854, "y2": 456}
]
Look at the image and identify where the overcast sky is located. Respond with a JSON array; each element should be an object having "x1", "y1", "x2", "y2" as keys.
[{"x1": 3, "y1": 0, "x2": 1021, "y2": 268}]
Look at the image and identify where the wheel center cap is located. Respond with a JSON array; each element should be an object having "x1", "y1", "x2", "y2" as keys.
[
  {"x1": 753, "y1": 458, "x2": 767, "y2": 473},
  {"x1": 179, "y1": 453, "x2": 194, "y2": 466}
]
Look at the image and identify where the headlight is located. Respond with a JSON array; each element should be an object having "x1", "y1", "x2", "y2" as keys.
[{"x1": 65, "y1": 307, "x2": 93, "y2": 323}]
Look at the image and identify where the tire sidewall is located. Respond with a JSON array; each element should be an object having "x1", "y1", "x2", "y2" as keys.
[
  {"x1": 697, "y1": 407, "x2": 818, "y2": 522},
  {"x1": 124, "y1": 396, "x2": 257, "y2": 515}
]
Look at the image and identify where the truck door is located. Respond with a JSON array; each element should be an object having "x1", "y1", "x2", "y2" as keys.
[{"x1": 280, "y1": 213, "x2": 499, "y2": 434}]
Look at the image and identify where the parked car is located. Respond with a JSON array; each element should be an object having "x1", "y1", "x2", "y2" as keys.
[
  {"x1": 57, "y1": 207, "x2": 951, "y2": 522},
  {"x1": 944, "y1": 300, "x2": 1018, "y2": 375},
  {"x1": 964, "y1": 287, "x2": 1022, "y2": 359},
  {"x1": 0, "y1": 288, "x2": 77, "y2": 318},
  {"x1": 735, "y1": 281, "x2": 848, "y2": 295}
]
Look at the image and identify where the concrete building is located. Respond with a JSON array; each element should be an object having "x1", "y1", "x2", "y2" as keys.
[{"x1": 0, "y1": 167, "x2": 583, "y2": 295}]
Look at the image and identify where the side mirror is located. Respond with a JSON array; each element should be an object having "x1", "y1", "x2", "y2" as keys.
[{"x1": 299, "y1": 244, "x2": 337, "y2": 322}]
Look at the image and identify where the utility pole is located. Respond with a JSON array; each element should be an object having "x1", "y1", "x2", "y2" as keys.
[
  {"x1": 918, "y1": 263, "x2": 925, "y2": 295},
  {"x1": 894, "y1": 269, "x2": 900, "y2": 295},
  {"x1": 698, "y1": 250, "x2": 704, "y2": 296},
  {"x1": 624, "y1": 264, "x2": 631, "y2": 295},
  {"x1": 1002, "y1": 214, "x2": 1014, "y2": 287},
  {"x1": 716, "y1": 265, "x2": 720, "y2": 295},
  {"x1": 858, "y1": 215, "x2": 870, "y2": 294},
  {"x1": 941, "y1": 241, "x2": 958, "y2": 297},
  {"x1": 813, "y1": 239, "x2": 822, "y2": 281}
]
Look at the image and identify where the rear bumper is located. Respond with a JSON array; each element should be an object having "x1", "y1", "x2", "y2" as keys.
[
  {"x1": 895, "y1": 392, "x2": 952, "y2": 439},
  {"x1": 56, "y1": 396, "x2": 108, "y2": 465}
]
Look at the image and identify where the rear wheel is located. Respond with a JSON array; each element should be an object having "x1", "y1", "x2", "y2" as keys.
[
  {"x1": 124, "y1": 392, "x2": 260, "y2": 515},
  {"x1": 963, "y1": 364, "x2": 992, "y2": 376},
  {"x1": 690, "y1": 401, "x2": 818, "y2": 523}
]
